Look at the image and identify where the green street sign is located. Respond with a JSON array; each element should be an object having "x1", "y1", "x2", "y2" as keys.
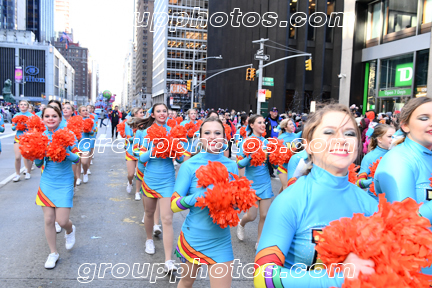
[
  {"x1": 395, "y1": 63, "x2": 413, "y2": 87},
  {"x1": 378, "y1": 88, "x2": 411, "y2": 97},
  {"x1": 263, "y1": 77, "x2": 274, "y2": 82},
  {"x1": 263, "y1": 81, "x2": 274, "y2": 86}
]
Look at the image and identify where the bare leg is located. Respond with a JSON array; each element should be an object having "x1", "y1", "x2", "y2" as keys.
[
  {"x1": 279, "y1": 173, "x2": 288, "y2": 191},
  {"x1": 14, "y1": 143, "x2": 21, "y2": 175},
  {"x1": 208, "y1": 261, "x2": 233, "y2": 288},
  {"x1": 257, "y1": 199, "x2": 272, "y2": 243},
  {"x1": 42, "y1": 207, "x2": 57, "y2": 253},
  {"x1": 55, "y1": 208, "x2": 73, "y2": 234},
  {"x1": 159, "y1": 197, "x2": 174, "y2": 262},
  {"x1": 126, "y1": 160, "x2": 136, "y2": 185},
  {"x1": 143, "y1": 197, "x2": 157, "y2": 240},
  {"x1": 177, "y1": 261, "x2": 200, "y2": 288},
  {"x1": 239, "y1": 204, "x2": 258, "y2": 227}
]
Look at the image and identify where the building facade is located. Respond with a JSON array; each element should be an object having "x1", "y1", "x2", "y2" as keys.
[
  {"x1": 54, "y1": 0, "x2": 70, "y2": 34},
  {"x1": 135, "y1": 0, "x2": 154, "y2": 108},
  {"x1": 342, "y1": 0, "x2": 432, "y2": 114},
  {"x1": 0, "y1": 0, "x2": 25, "y2": 30},
  {"x1": 26, "y1": 0, "x2": 55, "y2": 43},
  {"x1": 152, "y1": 0, "x2": 208, "y2": 110},
  {"x1": 0, "y1": 30, "x2": 75, "y2": 104}
]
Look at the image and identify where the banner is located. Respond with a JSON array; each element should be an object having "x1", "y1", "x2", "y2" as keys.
[
  {"x1": 15, "y1": 67, "x2": 23, "y2": 84},
  {"x1": 170, "y1": 84, "x2": 188, "y2": 94}
]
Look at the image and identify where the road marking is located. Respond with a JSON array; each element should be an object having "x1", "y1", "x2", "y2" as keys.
[
  {"x1": 0, "y1": 133, "x2": 15, "y2": 139},
  {"x1": 0, "y1": 168, "x2": 26, "y2": 185}
]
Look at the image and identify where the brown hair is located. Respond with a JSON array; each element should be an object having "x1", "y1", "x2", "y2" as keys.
[
  {"x1": 191, "y1": 116, "x2": 226, "y2": 157},
  {"x1": 48, "y1": 99, "x2": 62, "y2": 110},
  {"x1": 246, "y1": 114, "x2": 264, "y2": 136},
  {"x1": 64, "y1": 102, "x2": 75, "y2": 112},
  {"x1": 42, "y1": 105, "x2": 62, "y2": 119},
  {"x1": 135, "y1": 103, "x2": 168, "y2": 130},
  {"x1": 368, "y1": 124, "x2": 393, "y2": 151}
]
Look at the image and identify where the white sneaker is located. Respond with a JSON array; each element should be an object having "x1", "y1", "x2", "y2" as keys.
[
  {"x1": 31, "y1": 163, "x2": 35, "y2": 171},
  {"x1": 153, "y1": 224, "x2": 162, "y2": 237},
  {"x1": 25, "y1": 173, "x2": 31, "y2": 180},
  {"x1": 135, "y1": 192, "x2": 141, "y2": 201},
  {"x1": 13, "y1": 175, "x2": 20, "y2": 182},
  {"x1": 83, "y1": 174, "x2": 88, "y2": 183},
  {"x1": 87, "y1": 169, "x2": 91, "y2": 175},
  {"x1": 237, "y1": 223, "x2": 245, "y2": 241},
  {"x1": 164, "y1": 260, "x2": 178, "y2": 272},
  {"x1": 76, "y1": 178, "x2": 82, "y2": 186},
  {"x1": 126, "y1": 182, "x2": 133, "y2": 193},
  {"x1": 55, "y1": 222, "x2": 62, "y2": 233},
  {"x1": 141, "y1": 212, "x2": 145, "y2": 224},
  {"x1": 23, "y1": 168, "x2": 27, "y2": 175},
  {"x1": 65, "y1": 225, "x2": 76, "y2": 250},
  {"x1": 44, "y1": 252, "x2": 59, "y2": 269},
  {"x1": 81, "y1": 167, "x2": 84, "y2": 174},
  {"x1": 145, "y1": 239, "x2": 155, "y2": 254},
  {"x1": 90, "y1": 160, "x2": 93, "y2": 165}
]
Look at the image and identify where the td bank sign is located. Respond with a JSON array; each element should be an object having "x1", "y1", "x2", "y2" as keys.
[{"x1": 379, "y1": 62, "x2": 413, "y2": 97}]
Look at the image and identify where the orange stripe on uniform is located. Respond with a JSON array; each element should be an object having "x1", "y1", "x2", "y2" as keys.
[
  {"x1": 141, "y1": 180, "x2": 163, "y2": 198},
  {"x1": 178, "y1": 231, "x2": 216, "y2": 265},
  {"x1": 36, "y1": 187, "x2": 56, "y2": 207},
  {"x1": 125, "y1": 150, "x2": 137, "y2": 161},
  {"x1": 287, "y1": 177, "x2": 297, "y2": 187}
]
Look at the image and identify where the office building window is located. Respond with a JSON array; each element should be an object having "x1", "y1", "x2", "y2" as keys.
[
  {"x1": 384, "y1": 0, "x2": 417, "y2": 35},
  {"x1": 415, "y1": 49, "x2": 429, "y2": 97},
  {"x1": 423, "y1": 0, "x2": 432, "y2": 24},
  {"x1": 307, "y1": 0, "x2": 316, "y2": 41},
  {"x1": 367, "y1": 1, "x2": 382, "y2": 40},
  {"x1": 289, "y1": 0, "x2": 297, "y2": 39},
  {"x1": 326, "y1": 0, "x2": 335, "y2": 42}
]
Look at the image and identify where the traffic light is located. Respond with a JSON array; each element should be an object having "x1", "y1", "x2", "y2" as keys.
[
  {"x1": 187, "y1": 80, "x2": 192, "y2": 91},
  {"x1": 246, "y1": 68, "x2": 252, "y2": 81},
  {"x1": 305, "y1": 58, "x2": 312, "y2": 71},
  {"x1": 250, "y1": 68, "x2": 256, "y2": 81}
]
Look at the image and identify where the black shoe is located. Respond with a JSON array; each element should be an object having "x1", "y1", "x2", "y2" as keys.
[{"x1": 270, "y1": 174, "x2": 276, "y2": 178}]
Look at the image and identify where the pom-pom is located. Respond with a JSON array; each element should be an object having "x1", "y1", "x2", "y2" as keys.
[
  {"x1": 268, "y1": 139, "x2": 294, "y2": 167},
  {"x1": 243, "y1": 138, "x2": 266, "y2": 167},
  {"x1": 167, "y1": 119, "x2": 176, "y2": 128},
  {"x1": 67, "y1": 116, "x2": 84, "y2": 140},
  {"x1": 239, "y1": 126, "x2": 246, "y2": 138},
  {"x1": 175, "y1": 116, "x2": 183, "y2": 124},
  {"x1": 12, "y1": 115, "x2": 29, "y2": 131},
  {"x1": 262, "y1": 131, "x2": 266, "y2": 137},
  {"x1": 348, "y1": 163, "x2": 359, "y2": 184},
  {"x1": 89, "y1": 114, "x2": 95, "y2": 119},
  {"x1": 170, "y1": 125, "x2": 187, "y2": 141},
  {"x1": 19, "y1": 131, "x2": 49, "y2": 161},
  {"x1": 83, "y1": 118, "x2": 94, "y2": 133},
  {"x1": 185, "y1": 121, "x2": 199, "y2": 138},
  {"x1": 46, "y1": 129, "x2": 76, "y2": 162},
  {"x1": 368, "y1": 158, "x2": 381, "y2": 196},
  {"x1": 315, "y1": 194, "x2": 432, "y2": 288},
  {"x1": 430, "y1": 175, "x2": 432, "y2": 188},
  {"x1": 26, "y1": 115, "x2": 46, "y2": 133},
  {"x1": 195, "y1": 161, "x2": 257, "y2": 229},
  {"x1": 145, "y1": 124, "x2": 170, "y2": 159},
  {"x1": 116, "y1": 122, "x2": 126, "y2": 138},
  {"x1": 224, "y1": 124, "x2": 232, "y2": 140},
  {"x1": 196, "y1": 120, "x2": 203, "y2": 127}
]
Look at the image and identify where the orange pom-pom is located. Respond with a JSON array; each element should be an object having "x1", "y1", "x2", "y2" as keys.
[
  {"x1": 12, "y1": 115, "x2": 29, "y2": 131},
  {"x1": 83, "y1": 118, "x2": 94, "y2": 133},
  {"x1": 67, "y1": 116, "x2": 84, "y2": 140},
  {"x1": 430, "y1": 175, "x2": 432, "y2": 188},
  {"x1": 268, "y1": 139, "x2": 294, "y2": 167},
  {"x1": 316, "y1": 194, "x2": 432, "y2": 288},
  {"x1": 175, "y1": 116, "x2": 183, "y2": 124},
  {"x1": 145, "y1": 124, "x2": 171, "y2": 159},
  {"x1": 196, "y1": 120, "x2": 203, "y2": 127},
  {"x1": 26, "y1": 116, "x2": 46, "y2": 133},
  {"x1": 116, "y1": 122, "x2": 126, "y2": 138},
  {"x1": 243, "y1": 138, "x2": 266, "y2": 166},
  {"x1": 19, "y1": 131, "x2": 49, "y2": 161},
  {"x1": 224, "y1": 124, "x2": 232, "y2": 140},
  {"x1": 167, "y1": 119, "x2": 176, "y2": 128},
  {"x1": 185, "y1": 122, "x2": 199, "y2": 138},
  {"x1": 89, "y1": 114, "x2": 95, "y2": 119},
  {"x1": 348, "y1": 163, "x2": 359, "y2": 184},
  {"x1": 170, "y1": 125, "x2": 187, "y2": 141},
  {"x1": 195, "y1": 161, "x2": 257, "y2": 229},
  {"x1": 240, "y1": 126, "x2": 247, "y2": 138},
  {"x1": 368, "y1": 158, "x2": 381, "y2": 196},
  {"x1": 46, "y1": 128, "x2": 76, "y2": 162},
  {"x1": 262, "y1": 131, "x2": 266, "y2": 137}
]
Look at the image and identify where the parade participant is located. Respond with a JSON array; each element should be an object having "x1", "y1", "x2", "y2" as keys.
[
  {"x1": 87, "y1": 105, "x2": 98, "y2": 166},
  {"x1": 135, "y1": 103, "x2": 183, "y2": 272},
  {"x1": 276, "y1": 119, "x2": 303, "y2": 190},
  {"x1": 357, "y1": 124, "x2": 394, "y2": 201},
  {"x1": 181, "y1": 109, "x2": 198, "y2": 157},
  {"x1": 206, "y1": 111, "x2": 219, "y2": 119},
  {"x1": 224, "y1": 111, "x2": 236, "y2": 158},
  {"x1": 109, "y1": 106, "x2": 120, "y2": 138},
  {"x1": 125, "y1": 107, "x2": 144, "y2": 201},
  {"x1": 36, "y1": 104, "x2": 46, "y2": 117},
  {"x1": 48, "y1": 100, "x2": 67, "y2": 129},
  {"x1": 254, "y1": 104, "x2": 377, "y2": 287},
  {"x1": 77, "y1": 106, "x2": 96, "y2": 184},
  {"x1": 236, "y1": 115, "x2": 273, "y2": 249},
  {"x1": 0, "y1": 111, "x2": 4, "y2": 154},
  {"x1": 35, "y1": 105, "x2": 80, "y2": 269},
  {"x1": 375, "y1": 97, "x2": 432, "y2": 274},
  {"x1": 172, "y1": 117, "x2": 238, "y2": 288},
  {"x1": 28, "y1": 104, "x2": 35, "y2": 115},
  {"x1": 287, "y1": 149, "x2": 308, "y2": 182},
  {"x1": 12, "y1": 100, "x2": 33, "y2": 182},
  {"x1": 63, "y1": 103, "x2": 81, "y2": 186},
  {"x1": 168, "y1": 109, "x2": 174, "y2": 119},
  {"x1": 235, "y1": 114, "x2": 249, "y2": 177}
]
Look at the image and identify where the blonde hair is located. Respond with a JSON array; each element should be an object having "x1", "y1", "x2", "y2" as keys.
[
  {"x1": 19, "y1": 100, "x2": 29, "y2": 107},
  {"x1": 368, "y1": 124, "x2": 392, "y2": 151},
  {"x1": 78, "y1": 105, "x2": 87, "y2": 114},
  {"x1": 278, "y1": 119, "x2": 294, "y2": 135}
]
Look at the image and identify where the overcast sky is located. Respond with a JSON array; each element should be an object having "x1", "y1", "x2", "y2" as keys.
[{"x1": 69, "y1": 0, "x2": 135, "y2": 100}]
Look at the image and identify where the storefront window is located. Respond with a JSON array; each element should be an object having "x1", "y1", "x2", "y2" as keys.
[
  {"x1": 367, "y1": 2, "x2": 382, "y2": 40},
  {"x1": 384, "y1": 0, "x2": 417, "y2": 35},
  {"x1": 423, "y1": 0, "x2": 432, "y2": 24},
  {"x1": 366, "y1": 61, "x2": 377, "y2": 111},
  {"x1": 415, "y1": 49, "x2": 429, "y2": 97}
]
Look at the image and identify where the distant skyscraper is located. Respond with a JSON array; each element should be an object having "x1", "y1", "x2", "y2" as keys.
[
  {"x1": 54, "y1": 0, "x2": 70, "y2": 34},
  {"x1": 0, "y1": 0, "x2": 16, "y2": 29},
  {"x1": 26, "y1": 0, "x2": 55, "y2": 42}
]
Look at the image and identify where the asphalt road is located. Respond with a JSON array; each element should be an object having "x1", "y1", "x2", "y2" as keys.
[{"x1": 0, "y1": 123, "x2": 283, "y2": 288}]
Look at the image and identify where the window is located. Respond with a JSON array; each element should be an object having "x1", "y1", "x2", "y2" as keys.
[
  {"x1": 423, "y1": 0, "x2": 432, "y2": 24},
  {"x1": 289, "y1": 0, "x2": 297, "y2": 39},
  {"x1": 307, "y1": 0, "x2": 316, "y2": 41},
  {"x1": 367, "y1": 1, "x2": 381, "y2": 40},
  {"x1": 326, "y1": 0, "x2": 335, "y2": 42},
  {"x1": 415, "y1": 49, "x2": 429, "y2": 97},
  {"x1": 384, "y1": 0, "x2": 418, "y2": 35}
]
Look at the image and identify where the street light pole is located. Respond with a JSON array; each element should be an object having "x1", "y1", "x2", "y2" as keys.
[{"x1": 252, "y1": 38, "x2": 268, "y2": 115}]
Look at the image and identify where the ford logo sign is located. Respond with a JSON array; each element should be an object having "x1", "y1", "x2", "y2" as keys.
[{"x1": 25, "y1": 66, "x2": 39, "y2": 76}]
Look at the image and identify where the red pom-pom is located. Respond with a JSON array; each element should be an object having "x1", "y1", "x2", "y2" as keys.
[
  {"x1": 224, "y1": 124, "x2": 232, "y2": 140},
  {"x1": 348, "y1": 163, "x2": 359, "y2": 184},
  {"x1": 167, "y1": 119, "x2": 176, "y2": 128},
  {"x1": 268, "y1": 139, "x2": 294, "y2": 167},
  {"x1": 240, "y1": 126, "x2": 247, "y2": 138},
  {"x1": 315, "y1": 194, "x2": 432, "y2": 288},
  {"x1": 430, "y1": 175, "x2": 432, "y2": 188},
  {"x1": 67, "y1": 116, "x2": 84, "y2": 140},
  {"x1": 195, "y1": 161, "x2": 257, "y2": 229},
  {"x1": 170, "y1": 125, "x2": 187, "y2": 141},
  {"x1": 145, "y1": 124, "x2": 170, "y2": 159},
  {"x1": 19, "y1": 131, "x2": 49, "y2": 161},
  {"x1": 262, "y1": 131, "x2": 266, "y2": 137},
  {"x1": 243, "y1": 138, "x2": 266, "y2": 166},
  {"x1": 46, "y1": 128, "x2": 76, "y2": 162},
  {"x1": 185, "y1": 122, "x2": 199, "y2": 138},
  {"x1": 89, "y1": 114, "x2": 95, "y2": 119},
  {"x1": 175, "y1": 116, "x2": 183, "y2": 124},
  {"x1": 196, "y1": 120, "x2": 203, "y2": 127},
  {"x1": 83, "y1": 118, "x2": 94, "y2": 133},
  {"x1": 12, "y1": 115, "x2": 29, "y2": 131},
  {"x1": 26, "y1": 115, "x2": 46, "y2": 133},
  {"x1": 116, "y1": 122, "x2": 126, "y2": 138},
  {"x1": 368, "y1": 158, "x2": 381, "y2": 196}
]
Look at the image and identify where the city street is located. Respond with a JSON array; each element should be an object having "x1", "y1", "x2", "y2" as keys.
[{"x1": 0, "y1": 123, "x2": 283, "y2": 288}]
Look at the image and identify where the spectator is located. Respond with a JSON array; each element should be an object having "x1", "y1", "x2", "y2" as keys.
[
  {"x1": 109, "y1": 106, "x2": 120, "y2": 138},
  {"x1": 225, "y1": 111, "x2": 237, "y2": 158},
  {"x1": 265, "y1": 107, "x2": 281, "y2": 178},
  {"x1": 99, "y1": 110, "x2": 106, "y2": 127}
]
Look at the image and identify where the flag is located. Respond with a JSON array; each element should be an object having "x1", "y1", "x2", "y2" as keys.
[{"x1": 60, "y1": 32, "x2": 72, "y2": 50}]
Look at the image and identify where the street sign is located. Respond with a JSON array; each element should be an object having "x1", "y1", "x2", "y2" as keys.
[
  {"x1": 258, "y1": 89, "x2": 266, "y2": 102},
  {"x1": 254, "y1": 54, "x2": 270, "y2": 61},
  {"x1": 256, "y1": 49, "x2": 264, "y2": 55},
  {"x1": 263, "y1": 81, "x2": 274, "y2": 86},
  {"x1": 263, "y1": 77, "x2": 274, "y2": 82}
]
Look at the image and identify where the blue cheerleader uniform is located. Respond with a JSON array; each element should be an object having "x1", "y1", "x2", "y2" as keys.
[
  {"x1": 133, "y1": 129, "x2": 146, "y2": 183},
  {"x1": 137, "y1": 123, "x2": 184, "y2": 198},
  {"x1": 276, "y1": 131, "x2": 303, "y2": 174},
  {"x1": 11, "y1": 111, "x2": 34, "y2": 143},
  {"x1": 254, "y1": 164, "x2": 378, "y2": 287},
  {"x1": 357, "y1": 146, "x2": 389, "y2": 201},
  {"x1": 125, "y1": 122, "x2": 138, "y2": 161},
  {"x1": 78, "y1": 117, "x2": 97, "y2": 152},
  {"x1": 35, "y1": 128, "x2": 80, "y2": 208},
  {"x1": 0, "y1": 113, "x2": 4, "y2": 152},
  {"x1": 171, "y1": 151, "x2": 238, "y2": 265},
  {"x1": 287, "y1": 150, "x2": 309, "y2": 182},
  {"x1": 237, "y1": 134, "x2": 273, "y2": 200},
  {"x1": 180, "y1": 120, "x2": 199, "y2": 157},
  {"x1": 374, "y1": 137, "x2": 432, "y2": 274},
  {"x1": 89, "y1": 113, "x2": 98, "y2": 149}
]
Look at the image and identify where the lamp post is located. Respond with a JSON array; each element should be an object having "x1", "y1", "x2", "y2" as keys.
[{"x1": 15, "y1": 55, "x2": 26, "y2": 98}]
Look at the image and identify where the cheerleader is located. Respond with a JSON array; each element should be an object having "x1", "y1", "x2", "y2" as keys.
[
  {"x1": 236, "y1": 115, "x2": 273, "y2": 249},
  {"x1": 87, "y1": 105, "x2": 98, "y2": 166},
  {"x1": 0, "y1": 111, "x2": 4, "y2": 154},
  {"x1": 63, "y1": 103, "x2": 80, "y2": 185},
  {"x1": 124, "y1": 107, "x2": 144, "y2": 201},
  {"x1": 374, "y1": 97, "x2": 432, "y2": 274},
  {"x1": 172, "y1": 117, "x2": 237, "y2": 288},
  {"x1": 254, "y1": 104, "x2": 377, "y2": 287},
  {"x1": 77, "y1": 106, "x2": 96, "y2": 184},
  {"x1": 356, "y1": 124, "x2": 394, "y2": 201},
  {"x1": 180, "y1": 109, "x2": 198, "y2": 158},
  {"x1": 286, "y1": 149, "x2": 308, "y2": 182},
  {"x1": 35, "y1": 105, "x2": 80, "y2": 269},
  {"x1": 234, "y1": 114, "x2": 248, "y2": 177},
  {"x1": 48, "y1": 100, "x2": 67, "y2": 128},
  {"x1": 12, "y1": 100, "x2": 33, "y2": 182},
  {"x1": 276, "y1": 119, "x2": 303, "y2": 190},
  {"x1": 36, "y1": 104, "x2": 46, "y2": 117},
  {"x1": 135, "y1": 103, "x2": 184, "y2": 272}
]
